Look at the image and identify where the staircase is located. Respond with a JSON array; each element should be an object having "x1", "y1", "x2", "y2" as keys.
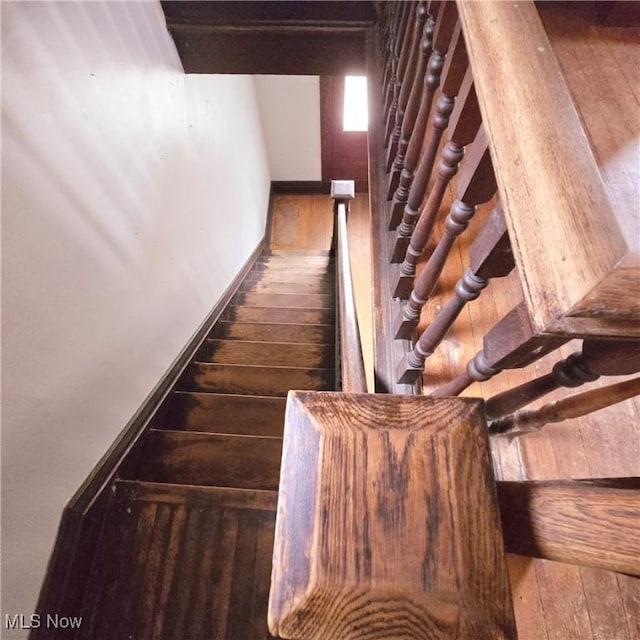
[{"x1": 76, "y1": 249, "x2": 336, "y2": 640}]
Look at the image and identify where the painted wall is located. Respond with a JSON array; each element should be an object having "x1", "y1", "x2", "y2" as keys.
[
  {"x1": 254, "y1": 75, "x2": 322, "y2": 181},
  {"x1": 1, "y1": 2, "x2": 271, "y2": 634}
]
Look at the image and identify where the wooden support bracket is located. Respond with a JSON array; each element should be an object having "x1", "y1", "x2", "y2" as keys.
[{"x1": 497, "y1": 479, "x2": 640, "y2": 576}]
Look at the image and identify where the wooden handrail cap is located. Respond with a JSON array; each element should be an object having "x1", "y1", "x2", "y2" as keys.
[
  {"x1": 268, "y1": 391, "x2": 516, "y2": 640},
  {"x1": 331, "y1": 179, "x2": 355, "y2": 200}
]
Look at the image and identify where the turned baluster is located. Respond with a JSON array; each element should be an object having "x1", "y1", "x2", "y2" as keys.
[
  {"x1": 395, "y1": 203, "x2": 513, "y2": 382},
  {"x1": 380, "y1": 6, "x2": 397, "y2": 108},
  {"x1": 381, "y1": 3, "x2": 401, "y2": 82},
  {"x1": 431, "y1": 302, "x2": 568, "y2": 397},
  {"x1": 489, "y1": 377, "x2": 640, "y2": 437},
  {"x1": 388, "y1": 25, "x2": 468, "y2": 230},
  {"x1": 394, "y1": 126, "x2": 494, "y2": 301},
  {"x1": 382, "y1": 3, "x2": 409, "y2": 124},
  {"x1": 386, "y1": 16, "x2": 436, "y2": 198},
  {"x1": 387, "y1": 2, "x2": 458, "y2": 200},
  {"x1": 386, "y1": 2, "x2": 429, "y2": 168},
  {"x1": 486, "y1": 339, "x2": 640, "y2": 419},
  {"x1": 390, "y1": 68, "x2": 480, "y2": 268},
  {"x1": 384, "y1": 2, "x2": 416, "y2": 146},
  {"x1": 377, "y1": 2, "x2": 393, "y2": 57}
]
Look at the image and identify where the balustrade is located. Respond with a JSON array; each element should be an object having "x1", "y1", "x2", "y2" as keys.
[
  {"x1": 490, "y1": 377, "x2": 640, "y2": 437},
  {"x1": 386, "y1": 15, "x2": 435, "y2": 197},
  {"x1": 385, "y1": 2, "x2": 429, "y2": 169},
  {"x1": 486, "y1": 340, "x2": 640, "y2": 419},
  {"x1": 388, "y1": 22, "x2": 468, "y2": 230},
  {"x1": 380, "y1": 4, "x2": 401, "y2": 96},
  {"x1": 370, "y1": 0, "x2": 640, "y2": 456},
  {"x1": 372, "y1": 0, "x2": 639, "y2": 419},
  {"x1": 431, "y1": 302, "x2": 568, "y2": 397},
  {"x1": 396, "y1": 203, "x2": 513, "y2": 383},
  {"x1": 394, "y1": 125, "x2": 494, "y2": 303},
  {"x1": 386, "y1": 2, "x2": 458, "y2": 199},
  {"x1": 391, "y1": 68, "x2": 480, "y2": 267},
  {"x1": 382, "y1": 2, "x2": 413, "y2": 141}
]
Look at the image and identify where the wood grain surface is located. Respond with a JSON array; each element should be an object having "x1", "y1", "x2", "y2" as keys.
[
  {"x1": 210, "y1": 320, "x2": 334, "y2": 344},
  {"x1": 497, "y1": 479, "x2": 640, "y2": 575},
  {"x1": 137, "y1": 430, "x2": 283, "y2": 490},
  {"x1": 160, "y1": 392, "x2": 287, "y2": 436},
  {"x1": 457, "y1": 0, "x2": 638, "y2": 337},
  {"x1": 78, "y1": 480, "x2": 277, "y2": 639},
  {"x1": 269, "y1": 391, "x2": 516, "y2": 639},
  {"x1": 178, "y1": 362, "x2": 335, "y2": 396}
]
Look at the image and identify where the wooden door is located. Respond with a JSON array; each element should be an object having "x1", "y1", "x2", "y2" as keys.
[{"x1": 320, "y1": 76, "x2": 369, "y2": 191}]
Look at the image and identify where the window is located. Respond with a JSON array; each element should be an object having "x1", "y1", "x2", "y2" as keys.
[{"x1": 343, "y1": 75, "x2": 368, "y2": 132}]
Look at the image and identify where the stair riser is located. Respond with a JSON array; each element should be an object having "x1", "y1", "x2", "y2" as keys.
[
  {"x1": 160, "y1": 392, "x2": 286, "y2": 436},
  {"x1": 178, "y1": 363, "x2": 335, "y2": 396},
  {"x1": 224, "y1": 306, "x2": 335, "y2": 325},
  {"x1": 196, "y1": 340, "x2": 335, "y2": 368},
  {"x1": 210, "y1": 322, "x2": 334, "y2": 344},
  {"x1": 136, "y1": 431, "x2": 282, "y2": 490}
]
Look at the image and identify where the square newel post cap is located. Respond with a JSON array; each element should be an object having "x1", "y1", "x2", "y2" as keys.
[
  {"x1": 268, "y1": 391, "x2": 517, "y2": 640},
  {"x1": 330, "y1": 180, "x2": 355, "y2": 201}
]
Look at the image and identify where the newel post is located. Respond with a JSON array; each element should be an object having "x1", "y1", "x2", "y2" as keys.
[{"x1": 331, "y1": 179, "x2": 355, "y2": 248}]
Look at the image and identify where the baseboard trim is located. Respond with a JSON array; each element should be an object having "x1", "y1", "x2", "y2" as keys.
[
  {"x1": 271, "y1": 180, "x2": 331, "y2": 195},
  {"x1": 33, "y1": 237, "x2": 266, "y2": 634}
]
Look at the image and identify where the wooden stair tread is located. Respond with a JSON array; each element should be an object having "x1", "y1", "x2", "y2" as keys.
[
  {"x1": 251, "y1": 262, "x2": 335, "y2": 273},
  {"x1": 79, "y1": 479, "x2": 276, "y2": 639},
  {"x1": 240, "y1": 280, "x2": 333, "y2": 295},
  {"x1": 259, "y1": 262, "x2": 331, "y2": 268},
  {"x1": 234, "y1": 291, "x2": 334, "y2": 309},
  {"x1": 159, "y1": 392, "x2": 287, "y2": 436},
  {"x1": 132, "y1": 429, "x2": 283, "y2": 490},
  {"x1": 263, "y1": 249, "x2": 332, "y2": 257},
  {"x1": 259, "y1": 251, "x2": 333, "y2": 264},
  {"x1": 244, "y1": 271, "x2": 334, "y2": 282},
  {"x1": 178, "y1": 362, "x2": 335, "y2": 396},
  {"x1": 225, "y1": 305, "x2": 335, "y2": 325},
  {"x1": 210, "y1": 321, "x2": 334, "y2": 344},
  {"x1": 256, "y1": 263, "x2": 333, "y2": 273},
  {"x1": 196, "y1": 339, "x2": 335, "y2": 368}
]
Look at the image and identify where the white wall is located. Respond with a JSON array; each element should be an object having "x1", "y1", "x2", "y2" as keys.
[
  {"x1": 254, "y1": 75, "x2": 322, "y2": 181},
  {"x1": 1, "y1": 2, "x2": 271, "y2": 635}
]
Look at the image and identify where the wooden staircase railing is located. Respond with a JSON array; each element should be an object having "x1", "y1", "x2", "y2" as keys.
[
  {"x1": 489, "y1": 376, "x2": 640, "y2": 438},
  {"x1": 332, "y1": 180, "x2": 368, "y2": 393},
  {"x1": 372, "y1": 0, "x2": 639, "y2": 408}
]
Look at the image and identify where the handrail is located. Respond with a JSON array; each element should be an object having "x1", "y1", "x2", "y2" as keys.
[
  {"x1": 489, "y1": 376, "x2": 640, "y2": 438},
  {"x1": 456, "y1": 0, "x2": 638, "y2": 337},
  {"x1": 332, "y1": 180, "x2": 367, "y2": 393}
]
